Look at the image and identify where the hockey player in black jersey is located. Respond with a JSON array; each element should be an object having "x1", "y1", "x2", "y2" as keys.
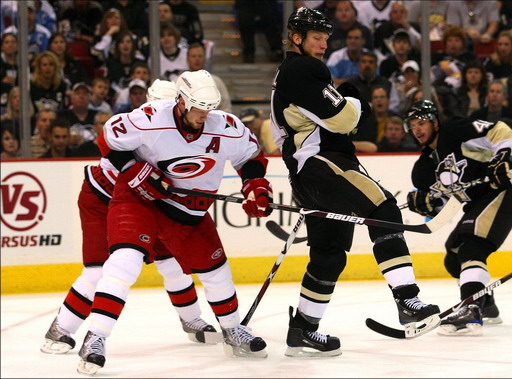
[
  {"x1": 404, "y1": 100, "x2": 512, "y2": 335},
  {"x1": 270, "y1": 7, "x2": 440, "y2": 356}
]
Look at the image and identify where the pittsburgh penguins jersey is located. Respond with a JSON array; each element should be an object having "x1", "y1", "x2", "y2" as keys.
[
  {"x1": 101, "y1": 99, "x2": 262, "y2": 223},
  {"x1": 416, "y1": 118, "x2": 512, "y2": 202},
  {"x1": 270, "y1": 51, "x2": 361, "y2": 175}
]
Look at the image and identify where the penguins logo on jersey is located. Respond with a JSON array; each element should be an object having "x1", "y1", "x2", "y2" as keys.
[
  {"x1": 158, "y1": 155, "x2": 216, "y2": 179},
  {"x1": 431, "y1": 153, "x2": 471, "y2": 201}
]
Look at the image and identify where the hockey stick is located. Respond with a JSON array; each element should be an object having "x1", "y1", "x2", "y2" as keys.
[
  {"x1": 165, "y1": 187, "x2": 462, "y2": 234},
  {"x1": 398, "y1": 177, "x2": 489, "y2": 210},
  {"x1": 241, "y1": 214, "x2": 306, "y2": 326},
  {"x1": 266, "y1": 220, "x2": 308, "y2": 243},
  {"x1": 365, "y1": 272, "x2": 512, "y2": 339}
]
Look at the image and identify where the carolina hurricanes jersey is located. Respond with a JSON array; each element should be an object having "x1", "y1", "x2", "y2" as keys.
[
  {"x1": 84, "y1": 164, "x2": 118, "y2": 204},
  {"x1": 102, "y1": 99, "x2": 261, "y2": 222}
]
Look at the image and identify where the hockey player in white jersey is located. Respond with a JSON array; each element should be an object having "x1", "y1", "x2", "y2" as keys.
[
  {"x1": 76, "y1": 70, "x2": 272, "y2": 375},
  {"x1": 41, "y1": 80, "x2": 220, "y2": 357}
]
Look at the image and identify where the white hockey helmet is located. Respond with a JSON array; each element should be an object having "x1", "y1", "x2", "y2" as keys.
[
  {"x1": 147, "y1": 79, "x2": 177, "y2": 101},
  {"x1": 176, "y1": 70, "x2": 221, "y2": 111}
]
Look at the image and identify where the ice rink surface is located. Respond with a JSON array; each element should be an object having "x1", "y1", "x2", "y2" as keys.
[{"x1": 2, "y1": 279, "x2": 511, "y2": 378}]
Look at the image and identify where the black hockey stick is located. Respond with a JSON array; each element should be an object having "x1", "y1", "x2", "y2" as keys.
[
  {"x1": 241, "y1": 214, "x2": 306, "y2": 326},
  {"x1": 165, "y1": 187, "x2": 462, "y2": 234},
  {"x1": 365, "y1": 272, "x2": 512, "y2": 339},
  {"x1": 398, "y1": 177, "x2": 489, "y2": 210},
  {"x1": 266, "y1": 220, "x2": 308, "y2": 243}
]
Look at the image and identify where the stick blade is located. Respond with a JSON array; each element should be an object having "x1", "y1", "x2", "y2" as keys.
[
  {"x1": 425, "y1": 196, "x2": 462, "y2": 233},
  {"x1": 365, "y1": 318, "x2": 406, "y2": 339}
]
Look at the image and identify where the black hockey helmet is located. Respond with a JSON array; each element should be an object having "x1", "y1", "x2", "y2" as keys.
[
  {"x1": 287, "y1": 7, "x2": 333, "y2": 36},
  {"x1": 403, "y1": 100, "x2": 439, "y2": 132}
]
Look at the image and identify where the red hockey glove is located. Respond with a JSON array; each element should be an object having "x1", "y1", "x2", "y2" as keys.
[
  {"x1": 124, "y1": 161, "x2": 173, "y2": 201},
  {"x1": 241, "y1": 178, "x2": 273, "y2": 217},
  {"x1": 487, "y1": 148, "x2": 512, "y2": 190}
]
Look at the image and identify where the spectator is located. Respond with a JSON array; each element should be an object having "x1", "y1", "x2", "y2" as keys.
[
  {"x1": 484, "y1": 30, "x2": 512, "y2": 80},
  {"x1": 373, "y1": 1, "x2": 421, "y2": 57},
  {"x1": 470, "y1": 80, "x2": 512, "y2": 124},
  {"x1": 4, "y1": 0, "x2": 51, "y2": 62},
  {"x1": 379, "y1": 29, "x2": 420, "y2": 80},
  {"x1": 59, "y1": 0, "x2": 103, "y2": 45},
  {"x1": 116, "y1": 78, "x2": 147, "y2": 113},
  {"x1": 104, "y1": 0, "x2": 148, "y2": 39},
  {"x1": 346, "y1": 51, "x2": 400, "y2": 113},
  {"x1": 40, "y1": 116, "x2": 77, "y2": 158},
  {"x1": 75, "y1": 111, "x2": 113, "y2": 157},
  {"x1": 407, "y1": 0, "x2": 450, "y2": 41},
  {"x1": 1, "y1": 33, "x2": 18, "y2": 88},
  {"x1": 370, "y1": 84, "x2": 399, "y2": 143},
  {"x1": 394, "y1": 60, "x2": 422, "y2": 114},
  {"x1": 105, "y1": 31, "x2": 145, "y2": 94},
  {"x1": 48, "y1": 32, "x2": 88, "y2": 87},
  {"x1": 324, "y1": 0, "x2": 373, "y2": 59},
  {"x1": 159, "y1": 2, "x2": 174, "y2": 26},
  {"x1": 446, "y1": 0, "x2": 499, "y2": 46},
  {"x1": 33, "y1": 0, "x2": 57, "y2": 33},
  {"x1": 167, "y1": 0, "x2": 204, "y2": 44},
  {"x1": 313, "y1": 0, "x2": 338, "y2": 21},
  {"x1": 354, "y1": 0, "x2": 396, "y2": 33},
  {"x1": 88, "y1": 77, "x2": 113, "y2": 114},
  {"x1": 113, "y1": 61, "x2": 151, "y2": 112},
  {"x1": 0, "y1": 124, "x2": 21, "y2": 159},
  {"x1": 239, "y1": 108, "x2": 279, "y2": 155},
  {"x1": 326, "y1": 25, "x2": 368, "y2": 87},
  {"x1": 377, "y1": 115, "x2": 418, "y2": 152},
  {"x1": 30, "y1": 51, "x2": 68, "y2": 113},
  {"x1": 91, "y1": 8, "x2": 130, "y2": 63},
  {"x1": 234, "y1": 0, "x2": 283, "y2": 63},
  {"x1": 498, "y1": 0, "x2": 512, "y2": 33},
  {"x1": 58, "y1": 82, "x2": 98, "y2": 149},
  {"x1": 154, "y1": 23, "x2": 188, "y2": 82},
  {"x1": 0, "y1": 86, "x2": 30, "y2": 137},
  {"x1": 187, "y1": 42, "x2": 232, "y2": 113},
  {"x1": 31, "y1": 108, "x2": 56, "y2": 158}
]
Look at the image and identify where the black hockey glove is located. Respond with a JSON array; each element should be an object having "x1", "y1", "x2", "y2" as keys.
[
  {"x1": 407, "y1": 190, "x2": 443, "y2": 218},
  {"x1": 487, "y1": 148, "x2": 512, "y2": 190}
]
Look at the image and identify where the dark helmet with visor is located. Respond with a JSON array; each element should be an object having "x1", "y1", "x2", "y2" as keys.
[
  {"x1": 403, "y1": 100, "x2": 439, "y2": 132},
  {"x1": 287, "y1": 7, "x2": 333, "y2": 36}
]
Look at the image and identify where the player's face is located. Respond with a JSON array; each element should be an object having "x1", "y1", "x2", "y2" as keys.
[
  {"x1": 408, "y1": 118, "x2": 437, "y2": 146},
  {"x1": 184, "y1": 107, "x2": 210, "y2": 130},
  {"x1": 297, "y1": 31, "x2": 329, "y2": 60}
]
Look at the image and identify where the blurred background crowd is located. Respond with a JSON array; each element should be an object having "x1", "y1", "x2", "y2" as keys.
[{"x1": 1, "y1": 0, "x2": 511, "y2": 159}]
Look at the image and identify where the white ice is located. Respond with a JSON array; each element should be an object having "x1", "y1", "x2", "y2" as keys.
[{"x1": 1, "y1": 279, "x2": 511, "y2": 378}]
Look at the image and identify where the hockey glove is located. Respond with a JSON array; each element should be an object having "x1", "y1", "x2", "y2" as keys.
[
  {"x1": 241, "y1": 178, "x2": 273, "y2": 217},
  {"x1": 407, "y1": 190, "x2": 443, "y2": 218},
  {"x1": 124, "y1": 161, "x2": 173, "y2": 201},
  {"x1": 487, "y1": 148, "x2": 512, "y2": 190}
]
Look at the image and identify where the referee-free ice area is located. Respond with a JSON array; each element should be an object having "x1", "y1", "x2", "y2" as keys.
[{"x1": 2, "y1": 279, "x2": 511, "y2": 378}]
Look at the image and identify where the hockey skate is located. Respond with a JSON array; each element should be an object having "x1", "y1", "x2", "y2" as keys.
[
  {"x1": 221, "y1": 325, "x2": 267, "y2": 358},
  {"x1": 482, "y1": 292, "x2": 502, "y2": 325},
  {"x1": 180, "y1": 317, "x2": 223, "y2": 344},
  {"x1": 393, "y1": 285, "x2": 441, "y2": 338},
  {"x1": 285, "y1": 307, "x2": 341, "y2": 357},
  {"x1": 77, "y1": 331, "x2": 106, "y2": 376},
  {"x1": 438, "y1": 303, "x2": 483, "y2": 336},
  {"x1": 40, "y1": 316, "x2": 76, "y2": 354}
]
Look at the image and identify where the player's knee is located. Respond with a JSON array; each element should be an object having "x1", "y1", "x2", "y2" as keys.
[
  {"x1": 103, "y1": 248, "x2": 144, "y2": 287},
  {"x1": 372, "y1": 231, "x2": 409, "y2": 261},
  {"x1": 457, "y1": 235, "x2": 495, "y2": 265},
  {"x1": 155, "y1": 257, "x2": 184, "y2": 278},
  {"x1": 444, "y1": 253, "x2": 460, "y2": 278},
  {"x1": 308, "y1": 249, "x2": 347, "y2": 281},
  {"x1": 82, "y1": 266, "x2": 103, "y2": 286},
  {"x1": 368, "y1": 199, "x2": 403, "y2": 242}
]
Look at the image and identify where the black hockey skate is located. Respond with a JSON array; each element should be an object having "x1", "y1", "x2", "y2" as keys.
[
  {"x1": 438, "y1": 303, "x2": 483, "y2": 336},
  {"x1": 77, "y1": 331, "x2": 106, "y2": 376},
  {"x1": 393, "y1": 284, "x2": 441, "y2": 338},
  {"x1": 285, "y1": 306, "x2": 341, "y2": 357},
  {"x1": 40, "y1": 316, "x2": 76, "y2": 354},
  {"x1": 482, "y1": 292, "x2": 502, "y2": 324},
  {"x1": 180, "y1": 317, "x2": 223, "y2": 344},
  {"x1": 221, "y1": 325, "x2": 267, "y2": 358}
]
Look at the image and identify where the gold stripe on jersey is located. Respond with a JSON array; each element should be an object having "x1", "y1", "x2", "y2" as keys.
[
  {"x1": 321, "y1": 100, "x2": 359, "y2": 134},
  {"x1": 314, "y1": 155, "x2": 387, "y2": 206},
  {"x1": 488, "y1": 121, "x2": 512, "y2": 143},
  {"x1": 300, "y1": 286, "x2": 333, "y2": 302},
  {"x1": 378, "y1": 255, "x2": 413, "y2": 272},
  {"x1": 474, "y1": 189, "x2": 506, "y2": 239},
  {"x1": 461, "y1": 260, "x2": 488, "y2": 271},
  {"x1": 283, "y1": 105, "x2": 317, "y2": 150}
]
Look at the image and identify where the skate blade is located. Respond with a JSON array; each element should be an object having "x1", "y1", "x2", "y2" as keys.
[
  {"x1": 404, "y1": 314, "x2": 440, "y2": 339},
  {"x1": 223, "y1": 343, "x2": 268, "y2": 358},
  {"x1": 187, "y1": 331, "x2": 223, "y2": 344},
  {"x1": 483, "y1": 316, "x2": 503, "y2": 325},
  {"x1": 437, "y1": 322, "x2": 483, "y2": 336},
  {"x1": 77, "y1": 359, "x2": 102, "y2": 376},
  {"x1": 285, "y1": 346, "x2": 342, "y2": 358},
  {"x1": 40, "y1": 339, "x2": 73, "y2": 354}
]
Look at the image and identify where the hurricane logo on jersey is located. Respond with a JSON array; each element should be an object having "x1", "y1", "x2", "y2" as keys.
[
  {"x1": 431, "y1": 153, "x2": 471, "y2": 201},
  {"x1": 158, "y1": 155, "x2": 216, "y2": 179},
  {"x1": 143, "y1": 106, "x2": 155, "y2": 122}
]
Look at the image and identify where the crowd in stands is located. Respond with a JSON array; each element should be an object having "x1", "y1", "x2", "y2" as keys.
[{"x1": 1, "y1": 0, "x2": 512, "y2": 159}]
